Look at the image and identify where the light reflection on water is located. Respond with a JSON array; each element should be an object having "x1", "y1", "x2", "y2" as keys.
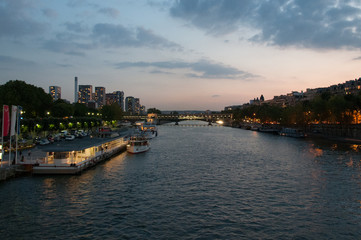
[{"x1": 0, "y1": 125, "x2": 361, "y2": 239}]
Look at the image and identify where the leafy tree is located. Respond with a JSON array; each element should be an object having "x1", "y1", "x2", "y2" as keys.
[
  {"x1": 0, "y1": 80, "x2": 52, "y2": 118},
  {"x1": 147, "y1": 108, "x2": 162, "y2": 114},
  {"x1": 73, "y1": 103, "x2": 94, "y2": 117},
  {"x1": 101, "y1": 103, "x2": 122, "y2": 120},
  {"x1": 51, "y1": 102, "x2": 74, "y2": 117},
  {"x1": 310, "y1": 95, "x2": 330, "y2": 123}
]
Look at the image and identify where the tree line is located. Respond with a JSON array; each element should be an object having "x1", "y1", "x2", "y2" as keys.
[{"x1": 230, "y1": 91, "x2": 361, "y2": 126}]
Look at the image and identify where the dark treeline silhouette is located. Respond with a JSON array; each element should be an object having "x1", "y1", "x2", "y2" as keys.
[{"x1": 230, "y1": 91, "x2": 361, "y2": 126}]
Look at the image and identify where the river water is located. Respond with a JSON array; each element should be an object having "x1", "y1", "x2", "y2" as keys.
[{"x1": 1, "y1": 121, "x2": 361, "y2": 239}]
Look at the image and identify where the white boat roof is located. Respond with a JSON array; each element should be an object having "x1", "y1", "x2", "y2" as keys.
[{"x1": 39, "y1": 136, "x2": 124, "y2": 152}]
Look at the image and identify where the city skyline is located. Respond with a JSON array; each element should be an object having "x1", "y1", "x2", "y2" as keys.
[{"x1": 1, "y1": 1, "x2": 361, "y2": 110}]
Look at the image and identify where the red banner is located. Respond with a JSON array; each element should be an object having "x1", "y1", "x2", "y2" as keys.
[{"x1": 3, "y1": 105, "x2": 9, "y2": 137}]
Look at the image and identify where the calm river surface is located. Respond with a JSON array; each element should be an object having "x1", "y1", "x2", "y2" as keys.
[{"x1": 1, "y1": 121, "x2": 361, "y2": 239}]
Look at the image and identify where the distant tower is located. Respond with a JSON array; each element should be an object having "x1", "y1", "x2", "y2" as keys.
[
  {"x1": 74, "y1": 77, "x2": 78, "y2": 103},
  {"x1": 125, "y1": 96, "x2": 135, "y2": 114},
  {"x1": 78, "y1": 85, "x2": 93, "y2": 104},
  {"x1": 49, "y1": 86, "x2": 61, "y2": 101},
  {"x1": 94, "y1": 87, "x2": 106, "y2": 108}
]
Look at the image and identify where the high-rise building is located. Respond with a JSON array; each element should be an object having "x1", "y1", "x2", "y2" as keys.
[
  {"x1": 125, "y1": 96, "x2": 135, "y2": 114},
  {"x1": 94, "y1": 87, "x2": 106, "y2": 108},
  {"x1": 49, "y1": 86, "x2": 61, "y2": 101},
  {"x1": 78, "y1": 85, "x2": 93, "y2": 105},
  {"x1": 134, "y1": 98, "x2": 140, "y2": 115},
  {"x1": 106, "y1": 91, "x2": 124, "y2": 110},
  {"x1": 140, "y1": 105, "x2": 146, "y2": 115},
  {"x1": 74, "y1": 77, "x2": 78, "y2": 103}
]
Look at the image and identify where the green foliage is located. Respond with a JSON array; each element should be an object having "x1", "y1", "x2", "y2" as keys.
[
  {"x1": 234, "y1": 92, "x2": 361, "y2": 125},
  {"x1": 51, "y1": 102, "x2": 74, "y2": 117},
  {"x1": 74, "y1": 103, "x2": 89, "y2": 117},
  {"x1": 101, "y1": 103, "x2": 122, "y2": 120},
  {"x1": 147, "y1": 108, "x2": 162, "y2": 114},
  {"x1": 0, "y1": 80, "x2": 52, "y2": 118}
]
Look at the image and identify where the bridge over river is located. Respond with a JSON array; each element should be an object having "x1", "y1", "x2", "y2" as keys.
[{"x1": 123, "y1": 113, "x2": 233, "y2": 126}]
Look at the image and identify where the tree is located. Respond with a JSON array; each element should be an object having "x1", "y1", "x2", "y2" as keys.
[
  {"x1": 51, "y1": 102, "x2": 74, "y2": 117},
  {"x1": 0, "y1": 80, "x2": 52, "y2": 118},
  {"x1": 147, "y1": 108, "x2": 161, "y2": 114},
  {"x1": 310, "y1": 95, "x2": 330, "y2": 123},
  {"x1": 101, "y1": 103, "x2": 122, "y2": 120},
  {"x1": 74, "y1": 103, "x2": 90, "y2": 117}
]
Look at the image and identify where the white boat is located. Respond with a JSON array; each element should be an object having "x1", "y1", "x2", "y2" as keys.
[
  {"x1": 140, "y1": 123, "x2": 158, "y2": 139},
  {"x1": 127, "y1": 135, "x2": 150, "y2": 154}
]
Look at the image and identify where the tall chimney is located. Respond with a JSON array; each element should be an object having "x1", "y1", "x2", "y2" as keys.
[{"x1": 74, "y1": 76, "x2": 78, "y2": 103}]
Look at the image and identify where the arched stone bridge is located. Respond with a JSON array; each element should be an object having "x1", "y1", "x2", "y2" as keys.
[{"x1": 123, "y1": 113, "x2": 233, "y2": 125}]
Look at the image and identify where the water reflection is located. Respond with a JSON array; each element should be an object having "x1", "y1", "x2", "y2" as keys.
[
  {"x1": 350, "y1": 144, "x2": 361, "y2": 152},
  {"x1": 308, "y1": 144, "x2": 323, "y2": 157}
]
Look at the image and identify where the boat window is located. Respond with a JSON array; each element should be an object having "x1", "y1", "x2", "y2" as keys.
[{"x1": 54, "y1": 152, "x2": 69, "y2": 159}]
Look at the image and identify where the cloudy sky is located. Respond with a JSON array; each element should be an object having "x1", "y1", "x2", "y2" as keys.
[{"x1": 1, "y1": 0, "x2": 361, "y2": 110}]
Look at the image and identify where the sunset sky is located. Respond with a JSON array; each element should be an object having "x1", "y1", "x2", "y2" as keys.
[{"x1": 1, "y1": 0, "x2": 361, "y2": 111}]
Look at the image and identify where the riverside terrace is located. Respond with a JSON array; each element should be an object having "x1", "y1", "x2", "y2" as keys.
[{"x1": 18, "y1": 132, "x2": 131, "y2": 175}]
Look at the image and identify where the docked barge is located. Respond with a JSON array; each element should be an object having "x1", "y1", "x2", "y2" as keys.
[{"x1": 29, "y1": 135, "x2": 128, "y2": 174}]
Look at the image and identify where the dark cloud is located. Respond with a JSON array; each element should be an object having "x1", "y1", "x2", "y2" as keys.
[
  {"x1": 64, "y1": 22, "x2": 87, "y2": 33},
  {"x1": 170, "y1": 0, "x2": 361, "y2": 49},
  {"x1": 57, "y1": 63, "x2": 73, "y2": 68},
  {"x1": 0, "y1": 55, "x2": 36, "y2": 68},
  {"x1": 67, "y1": 0, "x2": 87, "y2": 8},
  {"x1": 92, "y1": 23, "x2": 182, "y2": 50},
  {"x1": 115, "y1": 59, "x2": 258, "y2": 80},
  {"x1": 41, "y1": 22, "x2": 182, "y2": 56},
  {"x1": 212, "y1": 95, "x2": 220, "y2": 98},
  {"x1": 98, "y1": 7, "x2": 119, "y2": 18},
  {"x1": 42, "y1": 39, "x2": 91, "y2": 56},
  {"x1": 149, "y1": 70, "x2": 174, "y2": 75},
  {"x1": 42, "y1": 8, "x2": 58, "y2": 18},
  {"x1": 0, "y1": 0, "x2": 46, "y2": 38}
]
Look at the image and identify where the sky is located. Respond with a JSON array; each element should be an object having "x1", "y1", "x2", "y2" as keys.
[{"x1": 1, "y1": 0, "x2": 361, "y2": 111}]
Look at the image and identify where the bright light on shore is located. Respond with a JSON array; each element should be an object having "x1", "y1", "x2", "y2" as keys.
[{"x1": 216, "y1": 120, "x2": 224, "y2": 125}]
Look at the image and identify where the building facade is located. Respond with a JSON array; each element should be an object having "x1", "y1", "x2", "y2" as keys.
[
  {"x1": 106, "y1": 91, "x2": 124, "y2": 110},
  {"x1": 49, "y1": 86, "x2": 61, "y2": 101},
  {"x1": 134, "y1": 98, "x2": 140, "y2": 115},
  {"x1": 94, "y1": 87, "x2": 106, "y2": 109},
  {"x1": 78, "y1": 85, "x2": 93, "y2": 105},
  {"x1": 125, "y1": 96, "x2": 135, "y2": 114}
]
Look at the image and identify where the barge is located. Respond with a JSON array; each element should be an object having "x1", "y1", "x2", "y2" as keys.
[{"x1": 28, "y1": 135, "x2": 127, "y2": 174}]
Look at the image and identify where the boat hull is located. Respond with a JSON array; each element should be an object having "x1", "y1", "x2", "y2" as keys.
[
  {"x1": 126, "y1": 145, "x2": 150, "y2": 154},
  {"x1": 126, "y1": 135, "x2": 150, "y2": 154}
]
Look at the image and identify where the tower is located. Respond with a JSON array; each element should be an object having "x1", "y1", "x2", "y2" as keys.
[
  {"x1": 78, "y1": 85, "x2": 93, "y2": 104},
  {"x1": 74, "y1": 77, "x2": 78, "y2": 103},
  {"x1": 95, "y1": 87, "x2": 106, "y2": 108},
  {"x1": 49, "y1": 86, "x2": 61, "y2": 101}
]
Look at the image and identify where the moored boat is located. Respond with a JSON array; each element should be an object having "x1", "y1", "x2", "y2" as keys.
[
  {"x1": 127, "y1": 135, "x2": 150, "y2": 154},
  {"x1": 139, "y1": 123, "x2": 158, "y2": 139},
  {"x1": 279, "y1": 128, "x2": 306, "y2": 138}
]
